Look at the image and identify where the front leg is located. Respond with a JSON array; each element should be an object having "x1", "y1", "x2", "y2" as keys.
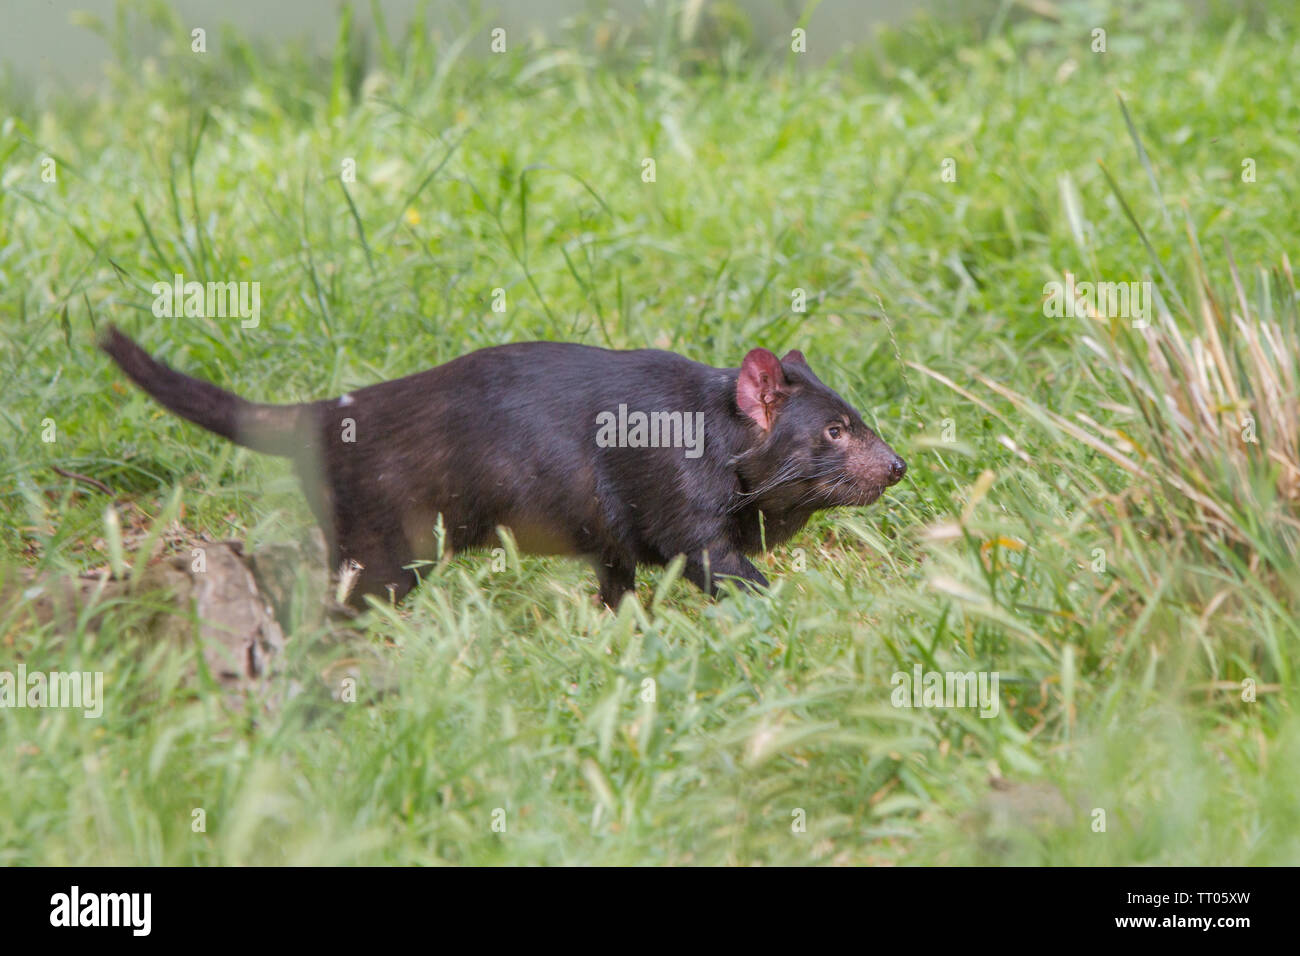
[
  {"x1": 594, "y1": 554, "x2": 637, "y2": 609},
  {"x1": 684, "y1": 548, "x2": 769, "y2": 598}
]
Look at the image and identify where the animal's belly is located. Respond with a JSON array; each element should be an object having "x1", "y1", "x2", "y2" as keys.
[{"x1": 493, "y1": 517, "x2": 578, "y2": 556}]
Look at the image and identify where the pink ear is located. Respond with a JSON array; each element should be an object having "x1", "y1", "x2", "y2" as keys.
[{"x1": 736, "y1": 348, "x2": 788, "y2": 430}]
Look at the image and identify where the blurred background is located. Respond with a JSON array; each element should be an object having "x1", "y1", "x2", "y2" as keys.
[{"x1": 9, "y1": 0, "x2": 913, "y2": 87}]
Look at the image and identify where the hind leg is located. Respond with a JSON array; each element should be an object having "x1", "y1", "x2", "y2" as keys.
[
  {"x1": 345, "y1": 558, "x2": 418, "y2": 607},
  {"x1": 684, "y1": 548, "x2": 768, "y2": 598},
  {"x1": 333, "y1": 525, "x2": 419, "y2": 608}
]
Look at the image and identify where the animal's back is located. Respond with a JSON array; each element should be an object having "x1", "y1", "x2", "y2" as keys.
[{"x1": 310, "y1": 342, "x2": 734, "y2": 567}]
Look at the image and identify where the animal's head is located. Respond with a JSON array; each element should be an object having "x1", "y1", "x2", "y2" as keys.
[{"x1": 732, "y1": 348, "x2": 905, "y2": 512}]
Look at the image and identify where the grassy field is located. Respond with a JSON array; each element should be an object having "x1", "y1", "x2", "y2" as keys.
[{"x1": 3, "y1": 0, "x2": 1299, "y2": 865}]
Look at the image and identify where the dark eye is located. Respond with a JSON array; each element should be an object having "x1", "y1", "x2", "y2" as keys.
[{"x1": 825, "y1": 424, "x2": 844, "y2": 441}]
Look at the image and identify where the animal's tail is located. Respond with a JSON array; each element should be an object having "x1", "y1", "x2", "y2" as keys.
[{"x1": 100, "y1": 325, "x2": 304, "y2": 457}]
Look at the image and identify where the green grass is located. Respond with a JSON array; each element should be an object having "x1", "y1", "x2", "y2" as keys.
[{"x1": 3, "y1": 0, "x2": 1299, "y2": 864}]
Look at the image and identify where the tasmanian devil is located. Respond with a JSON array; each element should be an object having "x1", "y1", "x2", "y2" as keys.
[{"x1": 100, "y1": 326, "x2": 906, "y2": 608}]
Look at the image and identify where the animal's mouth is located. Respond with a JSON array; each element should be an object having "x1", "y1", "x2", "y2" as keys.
[
  {"x1": 737, "y1": 470, "x2": 891, "y2": 512},
  {"x1": 807, "y1": 476, "x2": 887, "y2": 509},
  {"x1": 814, "y1": 481, "x2": 886, "y2": 508},
  {"x1": 856, "y1": 485, "x2": 885, "y2": 507}
]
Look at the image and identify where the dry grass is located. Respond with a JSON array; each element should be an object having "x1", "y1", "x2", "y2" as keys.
[{"x1": 916, "y1": 98, "x2": 1300, "y2": 581}]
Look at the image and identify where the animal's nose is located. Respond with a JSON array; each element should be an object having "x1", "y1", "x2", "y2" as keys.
[{"x1": 888, "y1": 456, "x2": 907, "y2": 484}]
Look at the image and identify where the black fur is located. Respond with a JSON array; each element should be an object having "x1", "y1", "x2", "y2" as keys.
[{"x1": 101, "y1": 327, "x2": 905, "y2": 608}]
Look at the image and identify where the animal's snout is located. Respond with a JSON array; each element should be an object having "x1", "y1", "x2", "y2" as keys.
[{"x1": 887, "y1": 456, "x2": 907, "y2": 485}]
